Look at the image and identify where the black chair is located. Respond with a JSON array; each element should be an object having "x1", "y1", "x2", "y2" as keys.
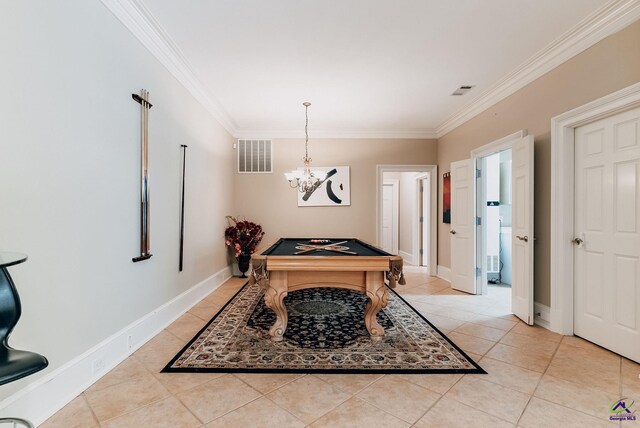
[{"x1": 0, "y1": 253, "x2": 48, "y2": 428}]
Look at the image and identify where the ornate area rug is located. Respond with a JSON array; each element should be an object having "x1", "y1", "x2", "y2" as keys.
[{"x1": 163, "y1": 283, "x2": 484, "y2": 374}]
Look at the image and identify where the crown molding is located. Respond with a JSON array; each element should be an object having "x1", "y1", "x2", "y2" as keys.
[
  {"x1": 234, "y1": 128, "x2": 438, "y2": 140},
  {"x1": 100, "y1": 0, "x2": 238, "y2": 135},
  {"x1": 435, "y1": 0, "x2": 640, "y2": 138},
  {"x1": 102, "y1": 0, "x2": 640, "y2": 141}
]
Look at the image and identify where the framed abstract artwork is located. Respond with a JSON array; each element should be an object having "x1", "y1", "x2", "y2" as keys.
[
  {"x1": 443, "y1": 172, "x2": 451, "y2": 224},
  {"x1": 297, "y1": 166, "x2": 351, "y2": 207}
]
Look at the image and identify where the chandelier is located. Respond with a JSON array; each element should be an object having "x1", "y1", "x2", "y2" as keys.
[{"x1": 285, "y1": 102, "x2": 327, "y2": 193}]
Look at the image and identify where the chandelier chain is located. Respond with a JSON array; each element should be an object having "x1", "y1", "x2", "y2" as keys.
[{"x1": 304, "y1": 103, "x2": 309, "y2": 160}]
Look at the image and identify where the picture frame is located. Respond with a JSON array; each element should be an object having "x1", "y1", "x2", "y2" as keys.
[
  {"x1": 443, "y1": 172, "x2": 451, "y2": 224},
  {"x1": 297, "y1": 166, "x2": 351, "y2": 207}
]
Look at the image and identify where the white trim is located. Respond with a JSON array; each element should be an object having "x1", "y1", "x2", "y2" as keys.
[
  {"x1": 470, "y1": 131, "x2": 527, "y2": 159},
  {"x1": 399, "y1": 250, "x2": 417, "y2": 266},
  {"x1": 99, "y1": 0, "x2": 237, "y2": 135},
  {"x1": 235, "y1": 129, "x2": 438, "y2": 140},
  {"x1": 534, "y1": 302, "x2": 551, "y2": 330},
  {"x1": 437, "y1": 265, "x2": 451, "y2": 282},
  {"x1": 376, "y1": 165, "x2": 438, "y2": 277},
  {"x1": 0, "y1": 265, "x2": 233, "y2": 425},
  {"x1": 471, "y1": 131, "x2": 526, "y2": 296},
  {"x1": 550, "y1": 82, "x2": 640, "y2": 334},
  {"x1": 414, "y1": 173, "x2": 431, "y2": 267},
  {"x1": 436, "y1": 0, "x2": 640, "y2": 138},
  {"x1": 382, "y1": 179, "x2": 400, "y2": 255}
]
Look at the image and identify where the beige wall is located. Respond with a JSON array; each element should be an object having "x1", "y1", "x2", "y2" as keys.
[
  {"x1": 235, "y1": 139, "x2": 437, "y2": 247},
  {"x1": 437, "y1": 19, "x2": 640, "y2": 306}
]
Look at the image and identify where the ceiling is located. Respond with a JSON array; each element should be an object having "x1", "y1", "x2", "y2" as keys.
[{"x1": 138, "y1": 0, "x2": 615, "y2": 138}]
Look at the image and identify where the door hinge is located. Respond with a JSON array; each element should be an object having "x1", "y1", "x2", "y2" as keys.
[
  {"x1": 420, "y1": 186, "x2": 424, "y2": 193},
  {"x1": 419, "y1": 216, "x2": 424, "y2": 223},
  {"x1": 420, "y1": 249, "x2": 424, "y2": 255},
  {"x1": 476, "y1": 216, "x2": 481, "y2": 226},
  {"x1": 475, "y1": 267, "x2": 481, "y2": 277},
  {"x1": 476, "y1": 168, "x2": 481, "y2": 178}
]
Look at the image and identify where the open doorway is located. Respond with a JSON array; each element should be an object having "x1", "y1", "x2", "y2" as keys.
[
  {"x1": 450, "y1": 131, "x2": 533, "y2": 323},
  {"x1": 376, "y1": 165, "x2": 438, "y2": 276},
  {"x1": 478, "y1": 149, "x2": 513, "y2": 303}
]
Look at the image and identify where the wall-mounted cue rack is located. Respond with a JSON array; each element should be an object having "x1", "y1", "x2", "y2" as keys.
[{"x1": 132, "y1": 89, "x2": 153, "y2": 263}]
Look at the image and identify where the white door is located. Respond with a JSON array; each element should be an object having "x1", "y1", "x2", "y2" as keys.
[
  {"x1": 512, "y1": 135, "x2": 535, "y2": 324},
  {"x1": 382, "y1": 180, "x2": 399, "y2": 254},
  {"x1": 574, "y1": 106, "x2": 640, "y2": 362},
  {"x1": 450, "y1": 159, "x2": 475, "y2": 294},
  {"x1": 421, "y1": 177, "x2": 429, "y2": 266}
]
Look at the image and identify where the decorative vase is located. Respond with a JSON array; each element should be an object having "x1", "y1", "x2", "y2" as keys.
[{"x1": 238, "y1": 253, "x2": 251, "y2": 278}]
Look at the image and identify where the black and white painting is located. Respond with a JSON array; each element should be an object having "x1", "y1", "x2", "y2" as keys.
[{"x1": 297, "y1": 166, "x2": 351, "y2": 207}]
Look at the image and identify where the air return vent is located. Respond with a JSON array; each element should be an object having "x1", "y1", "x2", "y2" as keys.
[
  {"x1": 237, "y1": 139, "x2": 272, "y2": 173},
  {"x1": 451, "y1": 85, "x2": 475, "y2": 96}
]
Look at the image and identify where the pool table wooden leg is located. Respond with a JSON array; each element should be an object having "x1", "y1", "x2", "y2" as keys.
[
  {"x1": 263, "y1": 271, "x2": 288, "y2": 342},
  {"x1": 364, "y1": 271, "x2": 388, "y2": 341}
]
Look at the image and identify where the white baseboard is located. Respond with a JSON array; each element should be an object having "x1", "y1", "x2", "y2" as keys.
[
  {"x1": 0, "y1": 265, "x2": 233, "y2": 426},
  {"x1": 534, "y1": 301, "x2": 551, "y2": 330},
  {"x1": 437, "y1": 265, "x2": 451, "y2": 282},
  {"x1": 399, "y1": 250, "x2": 417, "y2": 266}
]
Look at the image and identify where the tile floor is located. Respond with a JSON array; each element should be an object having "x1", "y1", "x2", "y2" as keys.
[{"x1": 41, "y1": 266, "x2": 640, "y2": 427}]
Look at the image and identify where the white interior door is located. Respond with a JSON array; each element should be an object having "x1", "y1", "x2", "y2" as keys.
[
  {"x1": 512, "y1": 135, "x2": 534, "y2": 324},
  {"x1": 574, "y1": 106, "x2": 640, "y2": 362},
  {"x1": 450, "y1": 159, "x2": 475, "y2": 294},
  {"x1": 382, "y1": 180, "x2": 399, "y2": 254},
  {"x1": 422, "y1": 177, "x2": 429, "y2": 266}
]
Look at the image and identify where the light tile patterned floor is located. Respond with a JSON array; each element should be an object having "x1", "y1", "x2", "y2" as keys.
[{"x1": 41, "y1": 267, "x2": 640, "y2": 427}]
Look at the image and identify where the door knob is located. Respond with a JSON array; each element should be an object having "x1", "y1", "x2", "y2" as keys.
[
  {"x1": 516, "y1": 235, "x2": 529, "y2": 242},
  {"x1": 572, "y1": 237, "x2": 583, "y2": 246},
  {"x1": 450, "y1": 230, "x2": 457, "y2": 235}
]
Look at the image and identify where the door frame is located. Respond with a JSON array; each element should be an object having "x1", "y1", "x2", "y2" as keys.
[
  {"x1": 376, "y1": 164, "x2": 438, "y2": 275},
  {"x1": 412, "y1": 173, "x2": 430, "y2": 267},
  {"x1": 382, "y1": 179, "x2": 400, "y2": 255},
  {"x1": 419, "y1": 176, "x2": 430, "y2": 266},
  {"x1": 471, "y1": 130, "x2": 527, "y2": 295},
  {"x1": 551, "y1": 82, "x2": 640, "y2": 335}
]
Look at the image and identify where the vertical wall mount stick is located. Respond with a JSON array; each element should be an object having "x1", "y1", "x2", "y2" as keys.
[
  {"x1": 132, "y1": 90, "x2": 153, "y2": 263},
  {"x1": 179, "y1": 144, "x2": 188, "y2": 271}
]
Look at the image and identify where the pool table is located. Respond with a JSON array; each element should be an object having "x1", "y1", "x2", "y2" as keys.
[{"x1": 249, "y1": 238, "x2": 405, "y2": 342}]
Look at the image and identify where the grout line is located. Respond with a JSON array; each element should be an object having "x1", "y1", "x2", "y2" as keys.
[
  {"x1": 95, "y1": 394, "x2": 173, "y2": 425},
  {"x1": 259, "y1": 393, "x2": 309, "y2": 426},
  {"x1": 81, "y1": 393, "x2": 100, "y2": 427},
  {"x1": 233, "y1": 372, "x2": 307, "y2": 395},
  {"x1": 202, "y1": 393, "x2": 265, "y2": 425},
  {"x1": 532, "y1": 396, "x2": 618, "y2": 424},
  {"x1": 88, "y1": 359, "x2": 174, "y2": 425},
  {"x1": 310, "y1": 373, "x2": 383, "y2": 395},
  {"x1": 169, "y1": 375, "x2": 244, "y2": 425},
  {"x1": 514, "y1": 334, "x2": 564, "y2": 426},
  {"x1": 83, "y1": 363, "x2": 147, "y2": 396}
]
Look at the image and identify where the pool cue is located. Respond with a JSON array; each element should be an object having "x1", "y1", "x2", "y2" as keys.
[
  {"x1": 294, "y1": 240, "x2": 348, "y2": 255},
  {"x1": 295, "y1": 243, "x2": 357, "y2": 255},
  {"x1": 179, "y1": 144, "x2": 188, "y2": 271},
  {"x1": 132, "y1": 90, "x2": 153, "y2": 263},
  {"x1": 304, "y1": 247, "x2": 357, "y2": 255}
]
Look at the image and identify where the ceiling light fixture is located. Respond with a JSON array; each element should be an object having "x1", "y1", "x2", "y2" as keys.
[{"x1": 285, "y1": 102, "x2": 327, "y2": 193}]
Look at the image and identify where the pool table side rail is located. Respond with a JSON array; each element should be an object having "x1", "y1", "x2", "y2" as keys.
[{"x1": 253, "y1": 255, "x2": 395, "y2": 271}]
